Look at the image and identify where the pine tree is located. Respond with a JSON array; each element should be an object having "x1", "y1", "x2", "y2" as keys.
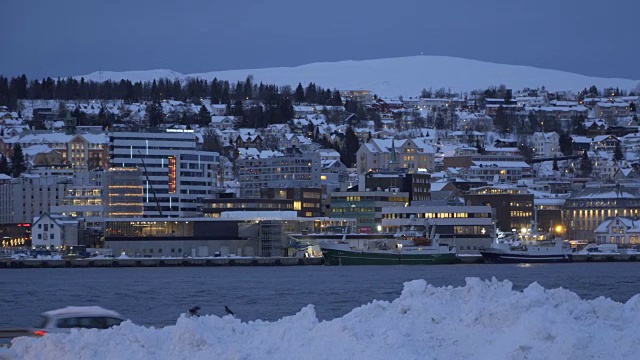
[
  {"x1": 0, "y1": 154, "x2": 10, "y2": 175},
  {"x1": 559, "y1": 132, "x2": 573, "y2": 155},
  {"x1": 198, "y1": 105, "x2": 211, "y2": 126},
  {"x1": 493, "y1": 106, "x2": 509, "y2": 133},
  {"x1": 10, "y1": 144, "x2": 26, "y2": 178},
  {"x1": 231, "y1": 100, "x2": 243, "y2": 117},
  {"x1": 97, "y1": 105, "x2": 107, "y2": 127},
  {"x1": 614, "y1": 142, "x2": 624, "y2": 161},
  {"x1": 294, "y1": 83, "x2": 305, "y2": 104},
  {"x1": 527, "y1": 112, "x2": 539, "y2": 133},
  {"x1": 580, "y1": 152, "x2": 593, "y2": 177},
  {"x1": 341, "y1": 126, "x2": 359, "y2": 168},
  {"x1": 146, "y1": 101, "x2": 164, "y2": 128},
  {"x1": 331, "y1": 90, "x2": 343, "y2": 106}
]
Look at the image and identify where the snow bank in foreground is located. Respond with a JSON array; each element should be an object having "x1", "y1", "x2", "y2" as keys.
[{"x1": 6, "y1": 278, "x2": 640, "y2": 360}]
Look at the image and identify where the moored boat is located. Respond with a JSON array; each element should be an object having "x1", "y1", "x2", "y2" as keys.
[
  {"x1": 320, "y1": 221, "x2": 457, "y2": 265},
  {"x1": 479, "y1": 237, "x2": 573, "y2": 263}
]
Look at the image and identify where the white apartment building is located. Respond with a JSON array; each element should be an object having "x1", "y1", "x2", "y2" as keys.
[
  {"x1": 356, "y1": 138, "x2": 435, "y2": 175},
  {"x1": 0, "y1": 175, "x2": 72, "y2": 224},
  {"x1": 50, "y1": 170, "x2": 106, "y2": 230},
  {"x1": 531, "y1": 132, "x2": 561, "y2": 158}
]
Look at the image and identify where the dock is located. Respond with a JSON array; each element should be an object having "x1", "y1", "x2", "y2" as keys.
[
  {"x1": 1, "y1": 253, "x2": 639, "y2": 268},
  {"x1": 0, "y1": 257, "x2": 325, "y2": 268}
]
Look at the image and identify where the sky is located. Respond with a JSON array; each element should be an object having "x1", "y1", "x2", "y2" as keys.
[
  {"x1": 3, "y1": 0, "x2": 639, "y2": 80},
  {"x1": 5, "y1": 278, "x2": 640, "y2": 360}
]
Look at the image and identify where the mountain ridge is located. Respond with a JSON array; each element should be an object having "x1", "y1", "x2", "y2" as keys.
[{"x1": 76, "y1": 55, "x2": 640, "y2": 98}]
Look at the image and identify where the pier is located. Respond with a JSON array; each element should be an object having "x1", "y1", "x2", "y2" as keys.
[
  {"x1": 0, "y1": 257, "x2": 325, "y2": 268},
  {"x1": 1, "y1": 253, "x2": 639, "y2": 268}
]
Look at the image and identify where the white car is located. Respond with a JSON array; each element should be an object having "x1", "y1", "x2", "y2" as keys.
[{"x1": 32, "y1": 306, "x2": 126, "y2": 336}]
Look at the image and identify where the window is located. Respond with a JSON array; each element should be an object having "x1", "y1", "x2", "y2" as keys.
[{"x1": 50, "y1": 234, "x2": 54, "y2": 240}]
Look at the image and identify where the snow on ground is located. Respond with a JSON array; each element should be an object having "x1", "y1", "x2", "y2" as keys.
[
  {"x1": 5, "y1": 277, "x2": 640, "y2": 360},
  {"x1": 76, "y1": 56, "x2": 640, "y2": 98}
]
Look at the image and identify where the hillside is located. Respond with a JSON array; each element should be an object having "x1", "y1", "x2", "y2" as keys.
[{"x1": 78, "y1": 55, "x2": 640, "y2": 98}]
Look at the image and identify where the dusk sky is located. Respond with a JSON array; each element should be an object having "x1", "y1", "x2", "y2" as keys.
[{"x1": 3, "y1": 0, "x2": 639, "y2": 80}]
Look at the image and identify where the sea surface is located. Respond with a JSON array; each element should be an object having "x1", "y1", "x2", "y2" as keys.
[{"x1": 1, "y1": 263, "x2": 640, "y2": 329}]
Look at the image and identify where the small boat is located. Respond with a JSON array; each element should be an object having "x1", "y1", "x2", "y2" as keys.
[
  {"x1": 479, "y1": 235, "x2": 573, "y2": 263},
  {"x1": 319, "y1": 221, "x2": 457, "y2": 265}
]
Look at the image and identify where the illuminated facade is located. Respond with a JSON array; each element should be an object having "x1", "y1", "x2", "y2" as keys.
[
  {"x1": 563, "y1": 186, "x2": 640, "y2": 241},
  {"x1": 329, "y1": 190, "x2": 409, "y2": 232},
  {"x1": 381, "y1": 205, "x2": 494, "y2": 254},
  {"x1": 109, "y1": 132, "x2": 221, "y2": 217},
  {"x1": 465, "y1": 185, "x2": 534, "y2": 232},
  {"x1": 103, "y1": 168, "x2": 144, "y2": 218},
  {"x1": 104, "y1": 217, "x2": 318, "y2": 257},
  {"x1": 51, "y1": 171, "x2": 106, "y2": 229},
  {"x1": 356, "y1": 138, "x2": 435, "y2": 176},
  {"x1": 236, "y1": 152, "x2": 321, "y2": 199},
  {"x1": 594, "y1": 216, "x2": 640, "y2": 245},
  {"x1": 360, "y1": 171, "x2": 431, "y2": 202}
]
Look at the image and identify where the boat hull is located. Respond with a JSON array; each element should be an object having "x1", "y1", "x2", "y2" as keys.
[
  {"x1": 321, "y1": 248, "x2": 458, "y2": 265},
  {"x1": 479, "y1": 250, "x2": 572, "y2": 264}
]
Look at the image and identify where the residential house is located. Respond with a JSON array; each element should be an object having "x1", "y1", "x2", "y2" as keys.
[
  {"x1": 356, "y1": 138, "x2": 435, "y2": 175},
  {"x1": 595, "y1": 102, "x2": 630, "y2": 119},
  {"x1": 210, "y1": 116, "x2": 236, "y2": 130},
  {"x1": 594, "y1": 216, "x2": 640, "y2": 245},
  {"x1": 531, "y1": 132, "x2": 560, "y2": 158},
  {"x1": 31, "y1": 213, "x2": 82, "y2": 249}
]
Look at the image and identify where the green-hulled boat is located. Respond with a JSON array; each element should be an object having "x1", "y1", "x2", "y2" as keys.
[{"x1": 319, "y1": 221, "x2": 457, "y2": 265}]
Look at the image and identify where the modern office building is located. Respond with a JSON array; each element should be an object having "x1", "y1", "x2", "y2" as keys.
[
  {"x1": 103, "y1": 167, "x2": 144, "y2": 218},
  {"x1": 381, "y1": 204, "x2": 495, "y2": 254},
  {"x1": 109, "y1": 131, "x2": 221, "y2": 217},
  {"x1": 236, "y1": 150, "x2": 321, "y2": 198},
  {"x1": 359, "y1": 171, "x2": 431, "y2": 202},
  {"x1": 329, "y1": 190, "x2": 409, "y2": 232},
  {"x1": 465, "y1": 185, "x2": 534, "y2": 232},
  {"x1": 104, "y1": 213, "x2": 324, "y2": 257}
]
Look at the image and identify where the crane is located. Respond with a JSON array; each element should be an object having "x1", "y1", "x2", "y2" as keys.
[{"x1": 137, "y1": 150, "x2": 163, "y2": 216}]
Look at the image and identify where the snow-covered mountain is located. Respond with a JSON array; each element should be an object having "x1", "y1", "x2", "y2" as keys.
[{"x1": 77, "y1": 56, "x2": 640, "y2": 98}]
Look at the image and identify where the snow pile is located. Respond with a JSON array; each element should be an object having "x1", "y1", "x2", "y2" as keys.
[
  {"x1": 77, "y1": 55, "x2": 640, "y2": 97},
  {"x1": 6, "y1": 278, "x2": 640, "y2": 360}
]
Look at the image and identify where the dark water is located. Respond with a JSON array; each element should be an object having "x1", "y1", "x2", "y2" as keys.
[{"x1": 2, "y1": 263, "x2": 640, "y2": 329}]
